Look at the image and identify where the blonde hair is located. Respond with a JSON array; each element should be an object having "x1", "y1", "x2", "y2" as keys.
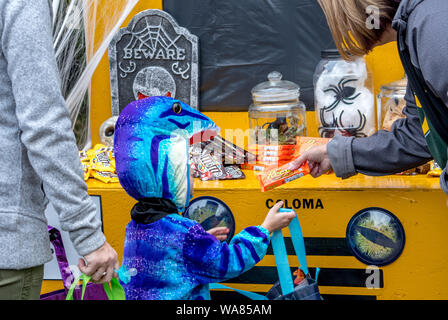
[{"x1": 317, "y1": 0, "x2": 399, "y2": 59}]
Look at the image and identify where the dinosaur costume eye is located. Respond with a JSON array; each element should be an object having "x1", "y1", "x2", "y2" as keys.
[{"x1": 172, "y1": 102, "x2": 182, "y2": 114}]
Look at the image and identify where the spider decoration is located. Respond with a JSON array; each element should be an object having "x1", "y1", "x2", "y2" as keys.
[
  {"x1": 319, "y1": 109, "x2": 367, "y2": 138},
  {"x1": 338, "y1": 110, "x2": 367, "y2": 138},
  {"x1": 256, "y1": 116, "x2": 298, "y2": 145},
  {"x1": 323, "y1": 78, "x2": 362, "y2": 111},
  {"x1": 318, "y1": 108, "x2": 339, "y2": 138},
  {"x1": 262, "y1": 117, "x2": 288, "y2": 130}
]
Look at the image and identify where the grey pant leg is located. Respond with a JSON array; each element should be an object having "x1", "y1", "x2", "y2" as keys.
[{"x1": 0, "y1": 265, "x2": 44, "y2": 300}]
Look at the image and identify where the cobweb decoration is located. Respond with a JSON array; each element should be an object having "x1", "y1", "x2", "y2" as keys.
[
  {"x1": 124, "y1": 20, "x2": 181, "y2": 53},
  {"x1": 51, "y1": 0, "x2": 139, "y2": 149}
]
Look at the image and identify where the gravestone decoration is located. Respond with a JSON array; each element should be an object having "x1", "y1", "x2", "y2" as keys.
[{"x1": 109, "y1": 9, "x2": 199, "y2": 115}]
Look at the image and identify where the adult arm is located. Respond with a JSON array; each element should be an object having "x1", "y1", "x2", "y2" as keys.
[
  {"x1": 407, "y1": 0, "x2": 448, "y2": 194},
  {"x1": 2, "y1": 0, "x2": 105, "y2": 257}
]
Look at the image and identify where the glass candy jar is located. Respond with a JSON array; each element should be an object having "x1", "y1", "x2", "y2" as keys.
[
  {"x1": 314, "y1": 50, "x2": 375, "y2": 138},
  {"x1": 249, "y1": 71, "x2": 306, "y2": 149},
  {"x1": 377, "y1": 77, "x2": 407, "y2": 131}
]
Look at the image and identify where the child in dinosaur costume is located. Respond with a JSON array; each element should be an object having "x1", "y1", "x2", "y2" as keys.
[{"x1": 114, "y1": 96, "x2": 295, "y2": 300}]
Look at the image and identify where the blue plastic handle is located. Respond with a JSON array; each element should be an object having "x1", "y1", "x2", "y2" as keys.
[
  {"x1": 114, "y1": 265, "x2": 137, "y2": 284},
  {"x1": 209, "y1": 283, "x2": 268, "y2": 300},
  {"x1": 288, "y1": 217, "x2": 309, "y2": 275},
  {"x1": 278, "y1": 208, "x2": 309, "y2": 275},
  {"x1": 271, "y1": 208, "x2": 311, "y2": 296},
  {"x1": 271, "y1": 229, "x2": 295, "y2": 296}
]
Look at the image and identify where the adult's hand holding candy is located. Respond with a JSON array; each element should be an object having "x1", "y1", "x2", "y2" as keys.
[{"x1": 289, "y1": 145, "x2": 332, "y2": 178}]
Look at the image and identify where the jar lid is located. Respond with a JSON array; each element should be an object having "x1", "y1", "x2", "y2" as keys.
[
  {"x1": 251, "y1": 71, "x2": 300, "y2": 103},
  {"x1": 381, "y1": 77, "x2": 408, "y2": 94},
  {"x1": 321, "y1": 49, "x2": 342, "y2": 59}
]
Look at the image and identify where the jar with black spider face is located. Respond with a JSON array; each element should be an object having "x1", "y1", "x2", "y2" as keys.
[
  {"x1": 249, "y1": 71, "x2": 306, "y2": 155},
  {"x1": 314, "y1": 50, "x2": 375, "y2": 139}
]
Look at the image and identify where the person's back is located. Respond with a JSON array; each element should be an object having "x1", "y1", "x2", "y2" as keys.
[{"x1": 0, "y1": 0, "x2": 118, "y2": 299}]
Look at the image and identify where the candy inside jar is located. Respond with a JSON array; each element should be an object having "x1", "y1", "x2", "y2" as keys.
[
  {"x1": 377, "y1": 77, "x2": 407, "y2": 131},
  {"x1": 249, "y1": 71, "x2": 306, "y2": 167},
  {"x1": 251, "y1": 113, "x2": 303, "y2": 146}
]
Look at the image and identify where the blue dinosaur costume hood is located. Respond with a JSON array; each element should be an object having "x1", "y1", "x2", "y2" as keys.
[{"x1": 114, "y1": 96, "x2": 219, "y2": 212}]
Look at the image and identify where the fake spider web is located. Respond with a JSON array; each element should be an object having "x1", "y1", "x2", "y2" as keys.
[{"x1": 125, "y1": 19, "x2": 181, "y2": 53}]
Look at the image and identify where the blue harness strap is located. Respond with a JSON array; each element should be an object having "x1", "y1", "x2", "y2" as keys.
[
  {"x1": 271, "y1": 209, "x2": 310, "y2": 296},
  {"x1": 211, "y1": 209, "x2": 313, "y2": 299},
  {"x1": 209, "y1": 283, "x2": 268, "y2": 300},
  {"x1": 271, "y1": 229, "x2": 295, "y2": 295},
  {"x1": 288, "y1": 216, "x2": 309, "y2": 275}
]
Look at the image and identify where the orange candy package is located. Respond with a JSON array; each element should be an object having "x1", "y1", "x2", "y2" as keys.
[
  {"x1": 256, "y1": 137, "x2": 330, "y2": 192},
  {"x1": 258, "y1": 161, "x2": 311, "y2": 192},
  {"x1": 294, "y1": 137, "x2": 330, "y2": 158}
]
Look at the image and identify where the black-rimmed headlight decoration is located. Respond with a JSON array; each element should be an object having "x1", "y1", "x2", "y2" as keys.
[
  {"x1": 184, "y1": 196, "x2": 236, "y2": 243},
  {"x1": 346, "y1": 208, "x2": 405, "y2": 267}
]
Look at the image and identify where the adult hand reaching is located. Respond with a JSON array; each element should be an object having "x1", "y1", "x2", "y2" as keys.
[{"x1": 289, "y1": 144, "x2": 332, "y2": 178}]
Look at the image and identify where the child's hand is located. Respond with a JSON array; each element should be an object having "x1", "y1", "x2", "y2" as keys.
[
  {"x1": 207, "y1": 227, "x2": 230, "y2": 241},
  {"x1": 261, "y1": 201, "x2": 296, "y2": 234}
]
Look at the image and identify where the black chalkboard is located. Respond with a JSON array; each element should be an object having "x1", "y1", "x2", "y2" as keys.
[{"x1": 163, "y1": 0, "x2": 335, "y2": 111}]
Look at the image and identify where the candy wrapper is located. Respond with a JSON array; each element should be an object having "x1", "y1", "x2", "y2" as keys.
[
  {"x1": 206, "y1": 136, "x2": 256, "y2": 165},
  {"x1": 223, "y1": 165, "x2": 246, "y2": 180},
  {"x1": 194, "y1": 152, "x2": 226, "y2": 181},
  {"x1": 249, "y1": 144, "x2": 296, "y2": 153},
  {"x1": 88, "y1": 144, "x2": 116, "y2": 173},
  {"x1": 249, "y1": 144, "x2": 296, "y2": 168},
  {"x1": 258, "y1": 162, "x2": 311, "y2": 192},
  {"x1": 79, "y1": 144, "x2": 119, "y2": 183},
  {"x1": 428, "y1": 161, "x2": 443, "y2": 177},
  {"x1": 294, "y1": 137, "x2": 330, "y2": 158},
  {"x1": 191, "y1": 152, "x2": 246, "y2": 181},
  {"x1": 82, "y1": 162, "x2": 91, "y2": 181},
  {"x1": 189, "y1": 136, "x2": 249, "y2": 181},
  {"x1": 241, "y1": 163, "x2": 279, "y2": 172},
  {"x1": 79, "y1": 151, "x2": 90, "y2": 163},
  {"x1": 257, "y1": 155, "x2": 294, "y2": 163},
  {"x1": 93, "y1": 171, "x2": 120, "y2": 184},
  {"x1": 396, "y1": 162, "x2": 431, "y2": 176}
]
